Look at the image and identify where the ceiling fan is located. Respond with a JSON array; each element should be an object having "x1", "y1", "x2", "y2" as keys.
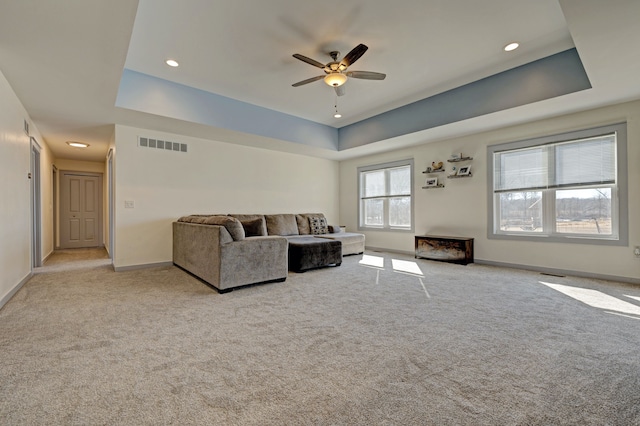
[{"x1": 291, "y1": 43, "x2": 386, "y2": 96}]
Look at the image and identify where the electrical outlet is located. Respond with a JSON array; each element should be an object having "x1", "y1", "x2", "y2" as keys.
[
  {"x1": 634, "y1": 246, "x2": 640, "y2": 257},
  {"x1": 124, "y1": 200, "x2": 134, "y2": 209}
]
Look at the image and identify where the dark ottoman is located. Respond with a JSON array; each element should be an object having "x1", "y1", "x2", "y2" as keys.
[{"x1": 288, "y1": 238, "x2": 342, "y2": 272}]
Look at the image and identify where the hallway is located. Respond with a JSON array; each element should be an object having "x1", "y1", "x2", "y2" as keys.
[{"x1": 35, "y1": 247, "x2": 111, "y2": 274}]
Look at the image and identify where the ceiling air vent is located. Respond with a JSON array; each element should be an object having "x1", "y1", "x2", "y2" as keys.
[{"x1": 138, "y1": 137, "x2": 187, "y2": 153}]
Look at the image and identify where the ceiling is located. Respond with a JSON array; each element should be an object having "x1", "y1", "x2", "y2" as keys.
[{"x1": 1, "y1": 0, "x2": 639, "y2": 162}]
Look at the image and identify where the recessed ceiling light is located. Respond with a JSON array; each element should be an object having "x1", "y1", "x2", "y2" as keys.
[
  {"x1": 504, "y1": 42, "x2": 520, "y2": 52},
  {"x1": 334, "y1": 113, "x2": 342, "y2": 118},
  {"x1": 66, "y1": 141, "x2": 89, "y2": 148},
  {"x1": 165, "y1": 59, "x2": 179, "y2": 67}
]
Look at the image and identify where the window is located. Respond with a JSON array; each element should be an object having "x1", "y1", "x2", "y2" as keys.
[
  {"x1": 358, "y1": 159, "x2": 414, "y2": 231},
  {"x1": 488, "y1": 123, "x2": 628, "y2": 245}
]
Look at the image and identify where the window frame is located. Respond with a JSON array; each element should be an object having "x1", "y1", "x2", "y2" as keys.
[
  {"x1": 358, "y1": 159, "x2": 414, "y2": 232},
  {"x1": 487, "y1": 123, "x2": 628, "y2": 246}
]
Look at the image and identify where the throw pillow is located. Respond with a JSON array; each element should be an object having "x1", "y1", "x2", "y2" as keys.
[
  {"x1": 308, "y1": 216, "x2": 328, "y2": 235},
  {"x1": 242, "y1": 217, "x2": 267, "y2": 237},
  {"x1": 228, "y1": 214, "x2": 268, "y2": 237},
  {"x1": 295, "y1": 214, "x2": 311, "y2": 235}
]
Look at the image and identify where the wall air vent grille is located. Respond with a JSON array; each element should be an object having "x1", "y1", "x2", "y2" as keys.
[{"x1": 138, "y1": 137, "x2": 187, "y2": 153}]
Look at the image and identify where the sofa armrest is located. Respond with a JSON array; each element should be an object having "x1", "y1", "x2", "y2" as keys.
[
  {"x1": 219, "y1": 236, "x2": 288, "y2": 290},
  {"x1": 173, "y1": 222, "x2": 230, "y2": 287}
]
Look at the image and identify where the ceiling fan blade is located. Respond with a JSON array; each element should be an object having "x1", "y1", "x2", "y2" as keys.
[
  {"x1": 334, "y1": 85, "x2": 346, "y2": 97},
  {"x1": 292, "y1": 53, "x2": 326, "y2": 69},
  {"x1": 292, "y1": 75, "x2": 325, "y2": 87},
  {"x1": 346, "y1": 71, "x2": 386, "y2": 80},
  {"x1": 340, "y1": 44, "x2": 368, "y2": 67}
]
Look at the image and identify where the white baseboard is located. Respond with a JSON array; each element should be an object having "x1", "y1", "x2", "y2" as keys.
[
  {"x1": 0, "y1": 272, "x2": 33, "y2": 311},
  {"x1": 42, "y1": 250, "x2": 54, "y2": 263},
  {"x1": 113, "y1": 261, "x2": 174, "y2": 272},
  {"x1": 365, "y1": 246, "x2": 639, "y2": 285},
  {"x1": 475, "y1": 259, "x2": 640, "y2": 285}
]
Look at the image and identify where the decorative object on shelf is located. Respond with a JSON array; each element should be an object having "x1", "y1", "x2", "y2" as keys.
[
  {"x1": 424, "y1": 177, "x2": 438, "y2": 187},
  {"x1": 457, "y1": 165, "x2": 471, "y2": 176},
  {"x1": 422, "y1": 176, "x2": 444, "y2": 188},
  {"x1": 446, "y1": 153, "x2": 473, "y2": 179},
  {"x1": 447, "y1": 154, "x2": 473, "y2": 162},
  {"x1": 423, "y1": 167, "x2": 445, "y2": 173},
  {"x1": 423, "y1": 160, "x2": 446, "y2": 174}
]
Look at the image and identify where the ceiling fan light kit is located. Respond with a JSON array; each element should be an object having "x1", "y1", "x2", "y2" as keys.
[{"x1": 324, "y1": 72, "x2": 347, "y2": 87}]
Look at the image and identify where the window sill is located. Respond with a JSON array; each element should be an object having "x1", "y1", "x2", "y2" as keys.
[
  {"x1": 359, "y1": 226, "x2": 414, "y2": 233},
  {"x1": 489, "y1": 232, "x2": 625, "y2": 246}
]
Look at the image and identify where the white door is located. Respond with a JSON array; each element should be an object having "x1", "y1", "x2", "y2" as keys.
[{"x1": 59, "y1": 172, "x2": 103, "y2": 249}]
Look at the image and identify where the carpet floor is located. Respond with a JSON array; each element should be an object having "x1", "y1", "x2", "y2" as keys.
[{"x1": 1, "y1": 248, "x2": 639, "y2": 425}]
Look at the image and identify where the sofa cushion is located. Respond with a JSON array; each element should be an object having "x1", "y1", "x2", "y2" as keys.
[
  {"x1": 229, "y1": 214, "x2": 268, "y2": 237},
  {"x1": 309, "y1": 216, "x2": 329, "y2": 235},
  {"x1": 314, "y1": 232, "x2": 365, "y2": 256},
  {"x1": 265, "y1": 214, "x2": 299, "y2": 236}
]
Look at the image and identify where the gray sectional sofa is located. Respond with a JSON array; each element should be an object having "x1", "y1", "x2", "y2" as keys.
[{"x1": 173, "y1": 213, "x2": 365, "y2": 292}]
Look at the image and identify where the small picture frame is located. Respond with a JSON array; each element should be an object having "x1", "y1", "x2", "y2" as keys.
[
  {"x1": 457, "y1": 165, "x2": 471, "y2": 176},
  {"x1": 425, "y1": 177, "x2": 438, "y2": 187}
]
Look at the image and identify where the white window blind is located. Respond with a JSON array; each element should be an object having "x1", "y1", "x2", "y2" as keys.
[
  {"x1": 361, "y1": 166, "x2": 411, "y2": 199},
  {"x1": 494, "y1": 134, "x2": 616, "y2": 193}
]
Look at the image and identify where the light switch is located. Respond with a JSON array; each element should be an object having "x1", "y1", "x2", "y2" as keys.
[{"x1": 124, "y1": 200, "x2": 134, "y2": 208}]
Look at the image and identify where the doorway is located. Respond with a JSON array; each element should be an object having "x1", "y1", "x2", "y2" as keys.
[{"x1": 59, "y1": 171, "x2": 103, "y2": 249}]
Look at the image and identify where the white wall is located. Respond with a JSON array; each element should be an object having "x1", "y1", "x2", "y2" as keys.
[
  {"x1": 340, "y1": 100, "x2": 640, "y2": 282},
  {"x1": 0, "y1": 70, "x2": 54, "y2": 305},
  {"x1": 38, "y1": 134, "x2": 55, "y2": 260},
  {"x1": 55, "y1": 159, "x2": 105, "y2": 174},
  {"x1": 114, "y1": 125, "x2": 340, "y2": 268}
]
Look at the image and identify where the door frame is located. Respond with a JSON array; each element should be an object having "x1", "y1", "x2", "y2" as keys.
[
  {"x1": 107, "y1": 148, "x2": 115, "y2": 261},
  {"x1": 52, "y1": 165, "x2": 58, "y2": 249},
  {"x1": 30, "y1": 137, "x2": 42, "y2": 268}
]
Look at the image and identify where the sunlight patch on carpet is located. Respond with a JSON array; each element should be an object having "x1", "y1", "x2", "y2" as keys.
[
  {"x1": 391, "y1": 259, "x2": 424, "y2": 277},
  {"x1": 359, "y1": 254, "x2": 384, "y2": 269},
  {"x1": 541, "y1": 281, "x2": 640, "y2": 317}
]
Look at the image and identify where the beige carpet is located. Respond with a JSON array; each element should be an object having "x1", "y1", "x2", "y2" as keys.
[{"x1": 1, "y1": 248, "x2": 639, "y2": 425}]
